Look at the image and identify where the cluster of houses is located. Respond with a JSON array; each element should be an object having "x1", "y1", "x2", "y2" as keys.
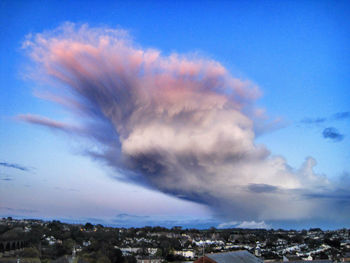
[
  {"x1": 1, "y1": 218, "x2": 350, "y2": 263},
  {"x1": 108, "y1": 228, "x2": 350, "y2": 263}
]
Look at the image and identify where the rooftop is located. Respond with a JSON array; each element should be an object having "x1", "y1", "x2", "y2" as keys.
[{"x1": 205, "y1": 250, "x2": 263, "y2": 263}]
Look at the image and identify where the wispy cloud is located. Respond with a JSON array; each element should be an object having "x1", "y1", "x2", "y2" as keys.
[
  {"x1": 0, "y1": 162, "x2": 30, "y2": 171},
  {"x1": 301, "y1": 111, "x2": 350, "y2": 125},
  {"x1": 0, "y1": 207, "x2": 39, "y2": 214},
  {"x1": 0, "y1": 177, "x2": 13, "y2": 181},
  {"x1": 300, "y1": 112, "x2": 347, "y2": 143},
  {"x1": 332, "y1": 111, "x2": 350, "y2": 121},
  {"x1": 301, "y1": 117, "x2": 326, "y2": 125},
  {"x1": 115, "y1": 213, "x2": 150, "y2": 220},
  {"x1": 20, "y1": 23, "x2": 350, "y2": 224},
  {"x1": 17, "y1": 114, "x2": 80, "y2": 133},
  {"x1": 54, "y1": 186, "x2": 80, "y2": 192},
  {"x1": 322, "y1": 127, "x2": 344, "y2": 142}
]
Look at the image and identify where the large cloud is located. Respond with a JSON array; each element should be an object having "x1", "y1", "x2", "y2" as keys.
[{"x1": 20, "y1": 23, "x2": 350, "y2": 223}]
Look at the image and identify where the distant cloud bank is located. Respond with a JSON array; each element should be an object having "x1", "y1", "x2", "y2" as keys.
[
  {"x1": 0, "y1": 207, "x2": 39, "y2": 214},
  {"x1": 20, "y1": 23, "x2": 350, "y2": 224},
  {"x1": 217, "y1": 220, "x2": 270, "y2": 229}
]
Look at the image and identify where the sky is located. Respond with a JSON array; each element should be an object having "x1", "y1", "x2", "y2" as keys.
[{"x1": 0, "y1": 0, "x2": 349, "y2": 230}]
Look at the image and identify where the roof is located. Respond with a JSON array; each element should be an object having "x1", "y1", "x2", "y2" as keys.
[
  {"x1": 286, "y1": 261, "x2": 332, "y2": 263},
  {"x1": 205, "y1": 250, "x2": 263, "y2": 263}
]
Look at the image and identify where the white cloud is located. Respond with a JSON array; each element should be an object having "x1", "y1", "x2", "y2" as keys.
[
  {"x1": 218, "y1": 220, "x2": 270, "y2": 229},
  {"x1": 20, "y1": 23, "x2": 350, "y2": 223},
  {"x1": 218, "y1": 221, "x2": 239, "y2": 228},
  {"x1": 237, "y1": 221, "x2": 271, "y2": 229}
]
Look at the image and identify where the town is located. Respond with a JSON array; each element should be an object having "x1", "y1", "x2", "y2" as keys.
[{"x1": 0, "y1": 218, "x2": 350, "y2": 263}]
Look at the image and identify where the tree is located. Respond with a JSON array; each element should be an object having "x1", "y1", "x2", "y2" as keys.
[
  {"x1": 291, "y1": 234, "x2": 304, "y2": 243},
  {"x1": 325, "y1": 238, "x2": 340, "y2": 249},
  {"x1": 48, "y1": 221, "x2": 64, "y2": 239},
  {"x1": 106, "y1": 247, "x2": 124, "y2": 263},
  {"x1": 62, "y1": 238, "x2": 75, "y2": 254},
  {"x1": 21, "y1": 247, "x2": 40, "y2": 258},
  {"x1": 165, "y1": 254, "x2": 185, "y2": 262},
  {"x1": 123, "y1": 256, "x2": 136, "y2": 263},
  {"x1": 85, "y1": 223, "x2": 94, "y2": 231},
  {"x1": 97, "y1": 256, "x2": 111, "y2": 263},
  {"x1": 155, "y1": 248, "x2": 162, "y2": 258},
  {"x1": 26, "y1": 225, "x2": 44, "y2": 245},
  {"x1": 309, "y1": 228, "x2": 322, "y2": 232},
  {"x1": 319, "y1": 252, "x2": 329, "y2": 260},
  {"x1": 71, "y1": 226, "x2": 85, "y2": 244}
]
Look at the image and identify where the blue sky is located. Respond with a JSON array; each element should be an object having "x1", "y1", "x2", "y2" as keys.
[{"x1": 0, "y1": 0, "x2": 349, "y2": 229}]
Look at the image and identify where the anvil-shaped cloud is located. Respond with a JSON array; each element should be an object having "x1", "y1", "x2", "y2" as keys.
[{"x1": 20, "y1": 24, "x2": 350, "y2": 223}]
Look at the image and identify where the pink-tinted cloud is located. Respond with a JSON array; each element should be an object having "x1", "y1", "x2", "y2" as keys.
[
  {"x1": 20, "y1": 23, "x2": 350, "y2": 222},
  {"x1": 17, "y1": 114, "x2": 78, "y2": 132}
]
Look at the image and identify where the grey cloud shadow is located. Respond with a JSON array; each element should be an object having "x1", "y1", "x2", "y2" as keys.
[{"x1": 247, "y1": 183, "x2": 279, "y2": 193}]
